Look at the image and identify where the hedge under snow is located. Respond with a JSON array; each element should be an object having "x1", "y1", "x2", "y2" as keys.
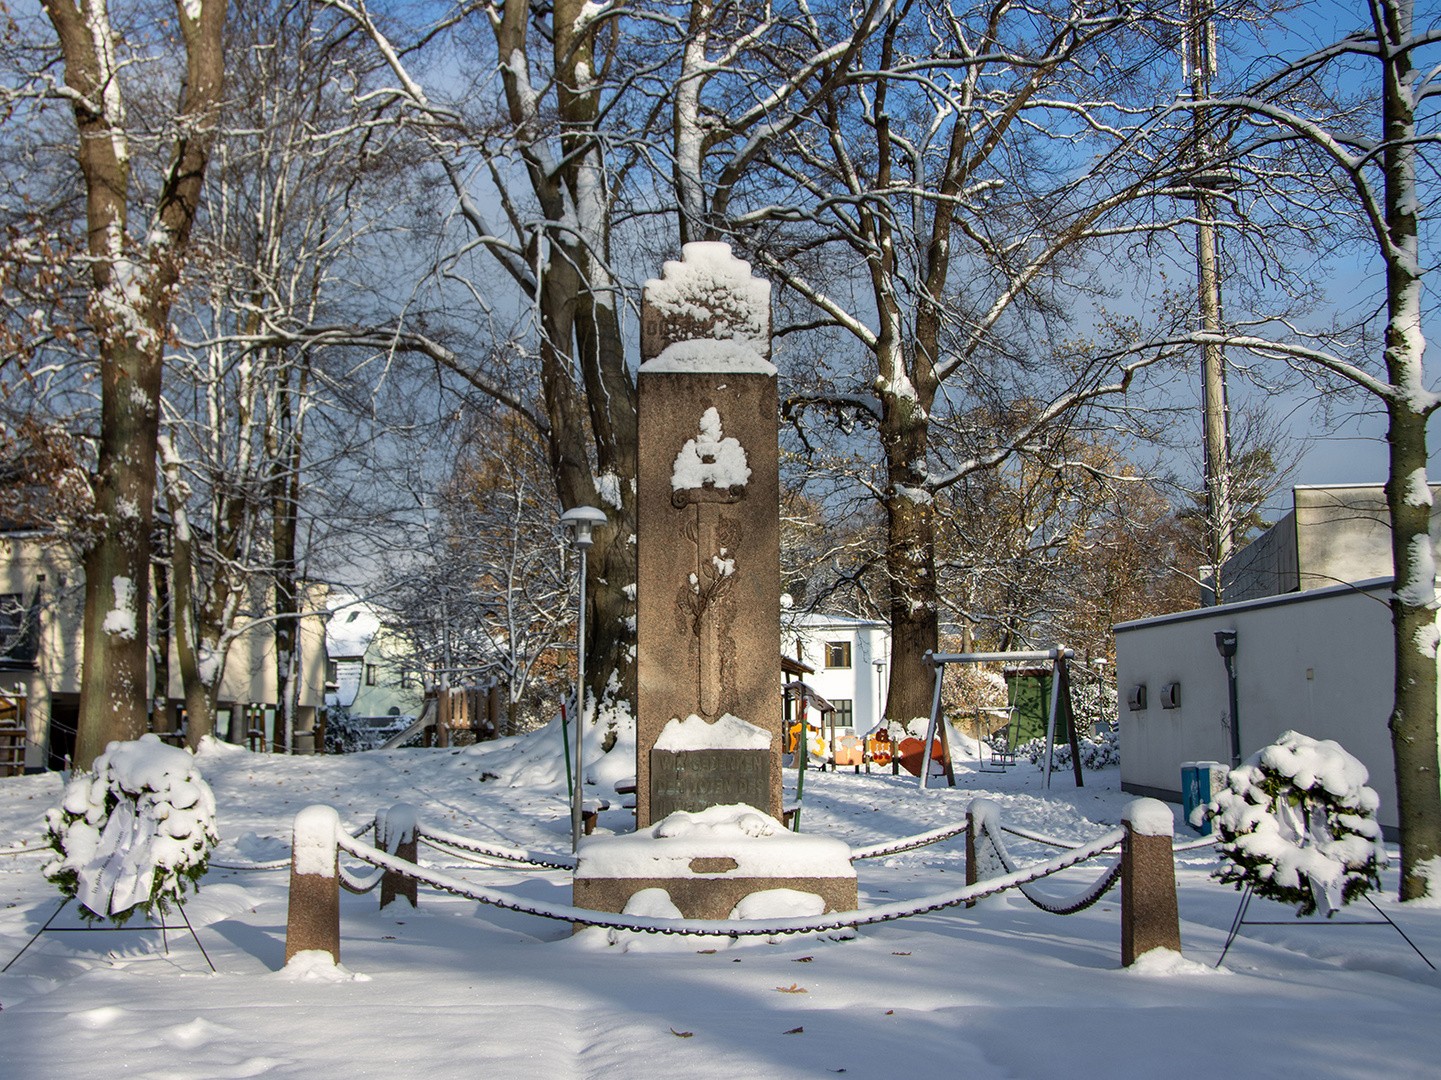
[
  {"x1": 44, "y1": 734, "x2": 219, "y2": 922},
  {"x1": 1208, "y1": 730, "x2": 1386, "y2": 917}
]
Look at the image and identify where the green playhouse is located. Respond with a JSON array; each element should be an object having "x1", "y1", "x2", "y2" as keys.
[{"x1": 1003, "y1": 665, "x2": 1069, "y2": 745}]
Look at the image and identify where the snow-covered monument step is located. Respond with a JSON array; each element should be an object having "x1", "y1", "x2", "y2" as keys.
[{"x1": 573, "y1": 805, "x2": 856, "y2": 921}]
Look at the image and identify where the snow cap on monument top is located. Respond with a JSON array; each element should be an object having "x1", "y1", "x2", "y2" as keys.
[{"x1": 640, "y1": 241, "x2": 773, "y2": 371}]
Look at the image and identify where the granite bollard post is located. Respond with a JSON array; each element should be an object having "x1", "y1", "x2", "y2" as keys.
[
  {"x1": 1120, "y1": 798, "x2": 1182, "y2": 966},
  {"x1": 377, "y1": 803, "x2": 419, "y2": 910},
  {"x1": 965, "y1": 810, "x2": 977, "y2": 908},
  {"x1": 285, "y1": 804, "x2": 341, "y2": 964}
]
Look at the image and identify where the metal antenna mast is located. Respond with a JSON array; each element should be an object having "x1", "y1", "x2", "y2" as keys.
[{"x1": 1183, "y1": 0, "x2": 1235, "y2": 594}]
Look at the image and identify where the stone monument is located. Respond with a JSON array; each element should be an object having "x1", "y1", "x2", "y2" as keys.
[
  {"x1": 571, "y1": 243, "x2": 856, "y2": 924},
  {"x1": 633, "y1": 242, "x2": 783, "y2": 828}
]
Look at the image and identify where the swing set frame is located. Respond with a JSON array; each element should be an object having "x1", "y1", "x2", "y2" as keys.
[{"x1": 917, "y1": 647, "x2": 1085, "y2": 790}]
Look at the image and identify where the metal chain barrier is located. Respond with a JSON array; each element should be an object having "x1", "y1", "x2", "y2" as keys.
[
  {"x1": 209, "y1": 820, "x2": 376, "y2": 872},
  {"x1": 851, "y1": 822, "x2": 970, "y2": 861},
  {"x1": 417, "y1": 824, "x2": 577, "y2": 871},
  {"x1": 339, "y1": 862, "x2": 386, "y2": 895},
  {"x1": 336, "y1": 824, "x2": 1125, "y2": 938},
  {"x1": 853, "y1": 815, "x2": 1218, "y2": 862},
  {"x1": 973, "y1": 807, "x2": 1122, "y2": 916},
  {"x1": 419, "y1": 835, "x2": 569, "y2": 872},
  {"x1": 0, "y1": 842, "x2": 50, "y2": 856}
]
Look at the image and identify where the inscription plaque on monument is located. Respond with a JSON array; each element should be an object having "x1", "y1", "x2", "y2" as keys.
[
  {"x1": 635, "y1": 242, "x2": 783, "y2": 826},
  {"x1": 649, "y1": 748, "x2": 773, "y2": 821}
]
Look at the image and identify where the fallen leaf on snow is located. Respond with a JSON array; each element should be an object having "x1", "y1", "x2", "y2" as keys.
[
  {"x1": 670, "y1": 1029, "x2": 693, "y2": 1038},
  {"x1": 776, "y1": 983, "x2": 808, "y2": 994},
  {"x1": 783, "y1": 1027, "x2": 803, "y2": 1035},
  {"x1": 792, "y1": 956, "x2": 813, "y2": 963}
]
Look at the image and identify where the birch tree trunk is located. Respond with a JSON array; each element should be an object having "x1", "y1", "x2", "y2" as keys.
[{"x1": 1374, "y1": 0, "x2": 1441, "y2": 900}]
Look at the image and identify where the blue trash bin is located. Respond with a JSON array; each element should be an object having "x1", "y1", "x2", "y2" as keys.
[{"x1": 1182, "y1": 761, "x2": 1226, "y2": 834}]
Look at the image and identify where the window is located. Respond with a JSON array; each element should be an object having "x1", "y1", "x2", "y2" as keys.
[
  {"x1": 832, "y1": 699, "x2": 854, "y2": 730},
  {"x1": 825, "y1": 641, "x2": 852, "y2": 669},
  {"x1": 365, "y1": 663, "x2": 378, "y2": 686},
  {"x1": 325, "y1": 659, "x2": 338, "y2": 684},
  {"x1": 0, "y1": 594, "x2": 21, "y2": 651}
]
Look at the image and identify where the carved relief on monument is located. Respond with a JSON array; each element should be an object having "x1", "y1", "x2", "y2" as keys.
[{"x1": 666, "y1": 407, "x2": 753, "y2": 719}]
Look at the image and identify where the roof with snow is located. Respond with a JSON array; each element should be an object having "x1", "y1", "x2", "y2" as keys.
[
  {"x1": 786, "y1": 612, "x2": 887, "y2": 630},
  {"x1": 325, "y1": 598, "x2": 383, "y2": 659}
]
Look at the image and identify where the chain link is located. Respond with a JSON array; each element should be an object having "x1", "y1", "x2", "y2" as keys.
[
  {"x1": 339, "y1": 825, "x2": 1125, "y2": 937},
  {"x1": 978, "y1": 818, "x2": 1122, "y2": 915}
]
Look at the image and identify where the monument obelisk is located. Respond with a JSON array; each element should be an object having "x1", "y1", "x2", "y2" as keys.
[{"x1": 634, "y1": 242, "x2": 783, "y2": 827}]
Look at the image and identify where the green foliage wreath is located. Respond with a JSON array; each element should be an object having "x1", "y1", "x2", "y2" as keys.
[
  {"x1": 44, "y1": 734, "x2": 218, "y2": 924},
  {"x1": 1208, "y1": 730, "x2": 1386, "y2": 917}
]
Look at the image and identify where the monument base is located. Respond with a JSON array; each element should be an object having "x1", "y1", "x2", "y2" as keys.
[{"x1": 572, "y1": 804, "x2": 857, "y2": 923}]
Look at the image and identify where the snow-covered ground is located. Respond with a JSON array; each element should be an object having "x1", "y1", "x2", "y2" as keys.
[{"x1": 2, "y1": 733, "x2": 1439, "y2": 1079}]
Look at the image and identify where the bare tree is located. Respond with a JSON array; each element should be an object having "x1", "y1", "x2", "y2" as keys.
[
  {"x1": 1165, "y1": 0, "x2": 1441, "y2": 899},
  {"x1": 743, "y1": 0, "x2": 1188, "y2": 718},
  {"x1": 31, "y1": 0, "x2": 226, "y2": 767}
]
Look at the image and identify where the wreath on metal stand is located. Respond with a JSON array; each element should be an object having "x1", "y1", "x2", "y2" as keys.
[
  {"x1": 1206, "y1": 731, "x2": 1431, "y2": 970},
  {"x1": 3, "y1": 735, "x2": 220, "y2": 974},
  {"x1": 1209, "y1": 730, "x2": 1386, "y2": 917}
]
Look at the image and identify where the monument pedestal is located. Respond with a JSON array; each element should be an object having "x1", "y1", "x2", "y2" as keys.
[{"x1": 573, "y1": 804, "x2": 857, "y2": 921}]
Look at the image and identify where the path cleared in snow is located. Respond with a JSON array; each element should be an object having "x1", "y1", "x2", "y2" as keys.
[{"x1": 1, "y1": 736, "x2": 1439, "y2": 1079}]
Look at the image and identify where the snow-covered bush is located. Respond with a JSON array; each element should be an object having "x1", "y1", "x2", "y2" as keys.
[
  {"x1": 324, "y1": 706, "x2": 415, "y2": 753},
  {"x1": 1014, "y1": 726, "x2": 1120, "y2": 770},
  {"x1": 44, "y1": 734, "x2": 219, "y2": 923},
  {"x1": 1071, "y1": 681, "x2": 1118, "y2": 737},
  {"x1": 1207, "y1": 731, "x2": 1386, "y2": 916}
]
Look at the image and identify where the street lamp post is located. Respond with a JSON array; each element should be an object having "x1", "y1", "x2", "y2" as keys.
[{"x1": 559, "y1": 506, "x2": 607, "y2": 853}]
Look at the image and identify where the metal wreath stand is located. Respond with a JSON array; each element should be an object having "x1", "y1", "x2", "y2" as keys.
[
  {"x1": 1216, "y1": 883, "x2": 1434, "y2": 970},
  {"x1": 917, "y1": 647, "x2": 1084, "y2": 791},
  {"x1": 3, "y1": 894, "x2": 215, "y2": 973}
]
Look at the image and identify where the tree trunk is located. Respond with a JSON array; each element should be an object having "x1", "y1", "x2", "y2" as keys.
[
  {"x1": 882, "y1": 396, "x2": 939, "y2": 722},
  {"x1": 46, "y1": 0, "x2": 226, "y2": 768},
  {"x1": 77, "y1": 339, "x2": 162, "y2": 764},
  {"x1": 1378, "y1": 0, "x2": 1441, "y2": 900}
]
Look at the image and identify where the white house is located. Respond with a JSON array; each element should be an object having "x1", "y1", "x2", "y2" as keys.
[
  {"x1": 781, "y1": 611, "x2": 891, "y2": 735},
  {"x1": 0, "y1": 529, "x2": 327, "y2": 768},
  {"x1": 324, "y1": 598, "x2": 424, "y2": 722}
]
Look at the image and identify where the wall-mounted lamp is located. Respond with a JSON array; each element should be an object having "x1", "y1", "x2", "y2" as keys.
[
  {"x1": 1127, "y1": 684, "x2": 1148, "y2": 711},
  {"x1": 1160, "y1": 683, "x2": 1181, "y2": 709},
  {"x1": 1214, "y1": 629, "x2": 1240, "y2": 767}
]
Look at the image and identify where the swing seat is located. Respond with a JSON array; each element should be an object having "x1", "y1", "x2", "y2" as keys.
[{"x1": 896, "y1": 737, "x2": 945, "y2": 777}]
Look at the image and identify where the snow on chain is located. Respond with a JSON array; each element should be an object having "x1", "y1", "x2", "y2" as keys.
[
  {"x1": 971, "y1": 800, "x2": 1122, "y2": 915},
  {"x1": 337, "y1": 827, "x2": 1125, "y2": 937},
  {"x1": 0, "y1": 842, "x2": 52, "y2": 856},
  {"x1": 203, "y1": 810, "x2": 1213, "y2": 875},
  {"x1": 418, "y1": 823, "x2": 578, "y2": 870},
  {"x1": 338, "y1": 863, "x2": 387, "y2": 894},
  {"x1": 209, "y1": 820, "x2": 376, "y2": 872}
]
